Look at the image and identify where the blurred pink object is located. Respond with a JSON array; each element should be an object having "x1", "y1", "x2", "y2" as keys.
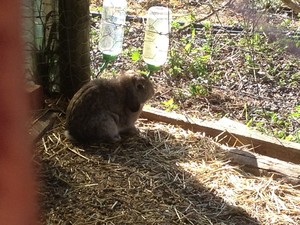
[{"x1": 0, "y1": 0, "x2": 38, "y2": 224}]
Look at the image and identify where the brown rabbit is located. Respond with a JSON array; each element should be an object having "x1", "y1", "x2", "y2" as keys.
[{"x1": 65, "y1": 70, "x2": 154, "y2": 144}]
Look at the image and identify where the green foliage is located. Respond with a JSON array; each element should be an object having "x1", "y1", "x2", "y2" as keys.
[
  {"x1": 239, "y1": 33, "x2": 267, "y2": 70},
  {"x1": 246, "y1": 105, "x2": 300, "y2": 143},
  {"x1": 290, "y1": 105, "x2": 300, "y2": 118},
  {"x1": 239, "y1": 33, "x2": 264, "y2": 51},
  {"x1": 189, "y1": 83, "x2": 209, "y2": 96},
  {"x1": 254, "y1": 0, "x2": 282, "y2": 9},
  {"x1": 291, "y1": 72, "x2": 300, "y2": 87},
  {"x1": 122, "y1": 47, "x2": 142, "y2": 63},
  {"x1": 90, "y1": 6, "x2": 102, "y2": 12},
  {"x1": 90, "y1": 28, "x2": 99, "y2": 45},
  {"x1": 171, "y1": 21, "x2": 182, "y2": 29},
  {"x1": 168, "y1": 20, "x2": 220, "y2": 89},
  {"x1": 131, "y1": 49, "x2": 141, "y2": 62},
  {"x1": 203, "y1": 20, "x2": 212, "y2": 30},
  {"x1": 168, "y1": 49, "x2": 184, "y2": 76},
  {"x1": 161, "y1": 98, "x2": 179, "y2": 112}
]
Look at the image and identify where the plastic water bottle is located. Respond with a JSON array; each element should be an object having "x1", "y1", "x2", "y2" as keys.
[
  {"x1": 143, "y1": 6, "x2": 172, "y2": 70},
  {"x1": 98, "y1": 0, "x2": 127, "y2": 60}
]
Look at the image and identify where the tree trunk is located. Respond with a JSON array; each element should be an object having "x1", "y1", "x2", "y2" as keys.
[{"x1": 59, "y1": 0, "x2": 91, "y2": 98}]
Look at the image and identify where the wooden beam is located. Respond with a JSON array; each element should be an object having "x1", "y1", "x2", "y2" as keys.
[
  {"x1": 30, "y1": 111, "x2": 57, "y2": 143},
  {"x1": 281, "y1": 0, "x2": 300, "y2": 14},
  {"x1": 220, "y1": 145, "x2": 300, "y2": 184},
  {"x1": 26, "y1": 83, "x2": 44, "y2": 111},
  {"x1": 140, "y1": 107, "x2": 300, "y2": 164}
]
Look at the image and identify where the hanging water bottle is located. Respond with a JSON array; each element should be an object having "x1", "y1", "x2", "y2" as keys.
[
  {"x1": 143, "y1": 6, "x2": 172, "y2": 71},
  {"x1": 98, "y1": 0, "x2": 127, "y2": 61}
]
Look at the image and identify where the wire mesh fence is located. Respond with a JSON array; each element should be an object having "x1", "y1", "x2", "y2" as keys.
[
  {"x1": 34, "y1": 0, "x2": 59, "y2": 95},
  {"x1": 22, "y1": 0, "x2": 59, "y2": 94},
  {"x1": 22, "y1": 0, "x2": 36, "y2": 83},
  {"x1": 24, "y1": 0, "x2": 229, "y2": 91},
  {"x1": 22, "y1": 0, "x2": 300, "y2": 142},
  {"x1": 58, "y1": 0, "x2": 91, "y2": 97},
  {"x1": 89, "y1": 0, "x2": 300, "y2": 142},
  {"x1": 89, "y1": 0, "x2": 224, "y2": 77}
]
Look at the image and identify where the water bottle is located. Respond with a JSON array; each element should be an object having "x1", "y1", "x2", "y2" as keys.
[
  {"x1": 143, "y1": 6, "x2": 172, "y2": 70},
  {"x1": 98, "y1": 0, "x2": 127, "y2": 59}
]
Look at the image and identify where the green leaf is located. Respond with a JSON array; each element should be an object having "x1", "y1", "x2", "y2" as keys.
[
  {"x1": 246, "y1": 118, "x2": 253, "y2": 127},
  {"x1": 185, "y1": 43, "x2": 192, "y2": 53},
  {"x1": 161, "y1": 98, "x2": 178, "y2": 112},
  {"x1": 162, "y1": 98, "x2": 174, "y2": 107},
  {"x1": 131, "y1": 50, "x2": 140, "y2": 62},
  {"x1": 191, "y1": 26, "x2": 196, "y2": 39},
  {"x1": 203, "y1": 21, "x2": 211, "y2": 30}
]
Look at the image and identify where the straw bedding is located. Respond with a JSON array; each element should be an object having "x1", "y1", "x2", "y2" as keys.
[{"x1": 35, "y1": 113, "x2": 300, "y2": 225}]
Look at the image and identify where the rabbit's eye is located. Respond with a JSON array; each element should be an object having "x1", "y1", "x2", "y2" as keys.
[{"x1": 137, "y1": 84, "x2": 144, "y2": 90}]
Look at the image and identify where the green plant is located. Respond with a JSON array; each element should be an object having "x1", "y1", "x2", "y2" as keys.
[
  {"x1": 189, "y1": 83, "x2": 209, "y2": 96},
  {"x1": 122, "y1": 47, "x2": 142, "y2": 63},
  {"x1": 130, "y1": 48, "x2": 141, "y2": 62},
  {"x1": 246, "y1": 105, "x2": 300, "y2": 143},
  {"x1": 290, "y1": 105, "x2": 300, "y2": 118},
  {"x1": 169, "y1": 21, "x2": 216, "y2": 80},
  {"x1": 239, "y1": 33, "x2": 265, "y2": 53},
  {"x1": 161, "y1": 98, "x2": 179, "y2": 112},
  {"x1": 253, "y1": 0, "x2": 283, "y2": 10},
  {"x1": 168, "y1": 49, "x2": 184, "y2": 76},
  {"x1": 89, "y1": 5, "x2": 102, "y2": 12},
  {"x1": 287, "y1": 105, "x2": 300, "y2": 142}
]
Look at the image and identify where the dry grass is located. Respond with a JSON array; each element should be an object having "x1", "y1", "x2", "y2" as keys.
[{"x1": 35, "y1": 113, "x2": 300, "y2": 225}]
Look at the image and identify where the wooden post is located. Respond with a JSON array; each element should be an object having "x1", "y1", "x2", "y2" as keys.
[{"x1": 59, "y1": 0, "x2": 91, "y2": 98}]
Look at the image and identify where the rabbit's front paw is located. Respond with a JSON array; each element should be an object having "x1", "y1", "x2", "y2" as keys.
[
  {"x1": 120, "y1": 127, "x2": 139, "y2": 136},
  {"x1": 111, "y1": 134, "x2": 122, "y2": 142}
]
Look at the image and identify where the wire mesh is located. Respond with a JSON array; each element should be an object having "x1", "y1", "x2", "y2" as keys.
[
  {"x1": 59, "y1": 0, "x2": 91, "y2": 97},
  {"x1": 21, "y1": 0, "x2": 300, "y2": 142},
  {"x1": 23, "y1": 1, "x2": 300, "y2": 224},
  {"x1": 89, "y1": 0, "x2": 222, "y2": 77},
  {"x1": 22, "y1": 0, "x2": 36, "y2": 83},
  {"x1": 89, "y1": 0, "x2": 300, "y2": 143},
  {"x1": 32, "y1": 0, "x2": 59, "y2": 94}
]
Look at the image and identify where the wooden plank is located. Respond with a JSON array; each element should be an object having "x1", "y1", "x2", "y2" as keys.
[
  {"x1": 30, "y1": 111, "x2": 57, "y2": 143},
  {"x1": 140, "y1": 107, "x2": 300, "y2": 164},
  {"x1": 220, "y1": 145, "x2": 300, "y2": 184},
  {"x1": 26, "y1": 83, "x2": 44, "y2": 111}
]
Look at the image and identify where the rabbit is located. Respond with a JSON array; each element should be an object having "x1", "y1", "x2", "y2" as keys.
[{"x1": 65, "y1": 70, "x2": 154, "y2": 144}]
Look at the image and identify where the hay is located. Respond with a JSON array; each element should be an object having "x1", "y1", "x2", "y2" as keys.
[{"x1": 35, "y1": 114, "x2": 300, "y2": 225}]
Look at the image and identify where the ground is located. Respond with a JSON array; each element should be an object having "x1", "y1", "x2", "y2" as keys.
[
  {"x1": 36, "y1": 1, "x2": 300, "y2": 224},
  {"x1": 36, "y1": 113, "x2": 300, "y2": 224}
]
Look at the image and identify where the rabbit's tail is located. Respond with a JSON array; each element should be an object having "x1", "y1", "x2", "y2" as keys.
[{"x1": 64, "y1": 130, "x2": 75, "y2": 141}]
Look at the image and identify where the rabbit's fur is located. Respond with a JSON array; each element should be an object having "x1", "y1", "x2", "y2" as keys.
[{"x1": 65, "y1": 71, "x2": 154, "y2": 144}]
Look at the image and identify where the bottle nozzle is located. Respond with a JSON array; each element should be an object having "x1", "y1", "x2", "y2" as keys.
[
  {"x1": 103, "y1": 54, "x2": 118, "y2": 62},
  {"x1": 147, "y1": 64, "x2": 160, "y2": 72}
]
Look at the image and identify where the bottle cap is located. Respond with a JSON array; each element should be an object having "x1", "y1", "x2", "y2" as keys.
[
  {"x1": 103, "y1": 54, "x2": 117, "y2": 62},
  {"x1": 147, "y1": 64, "x2": 160, "y2": 72}
]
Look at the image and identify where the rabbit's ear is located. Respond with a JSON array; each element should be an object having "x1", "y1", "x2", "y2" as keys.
[
  {"x1": 133, "y1": 76, "x2": 146, "y2": 90},
  {"x1": 126, "y1": 91, "x2": 140, "y2": 112}
]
